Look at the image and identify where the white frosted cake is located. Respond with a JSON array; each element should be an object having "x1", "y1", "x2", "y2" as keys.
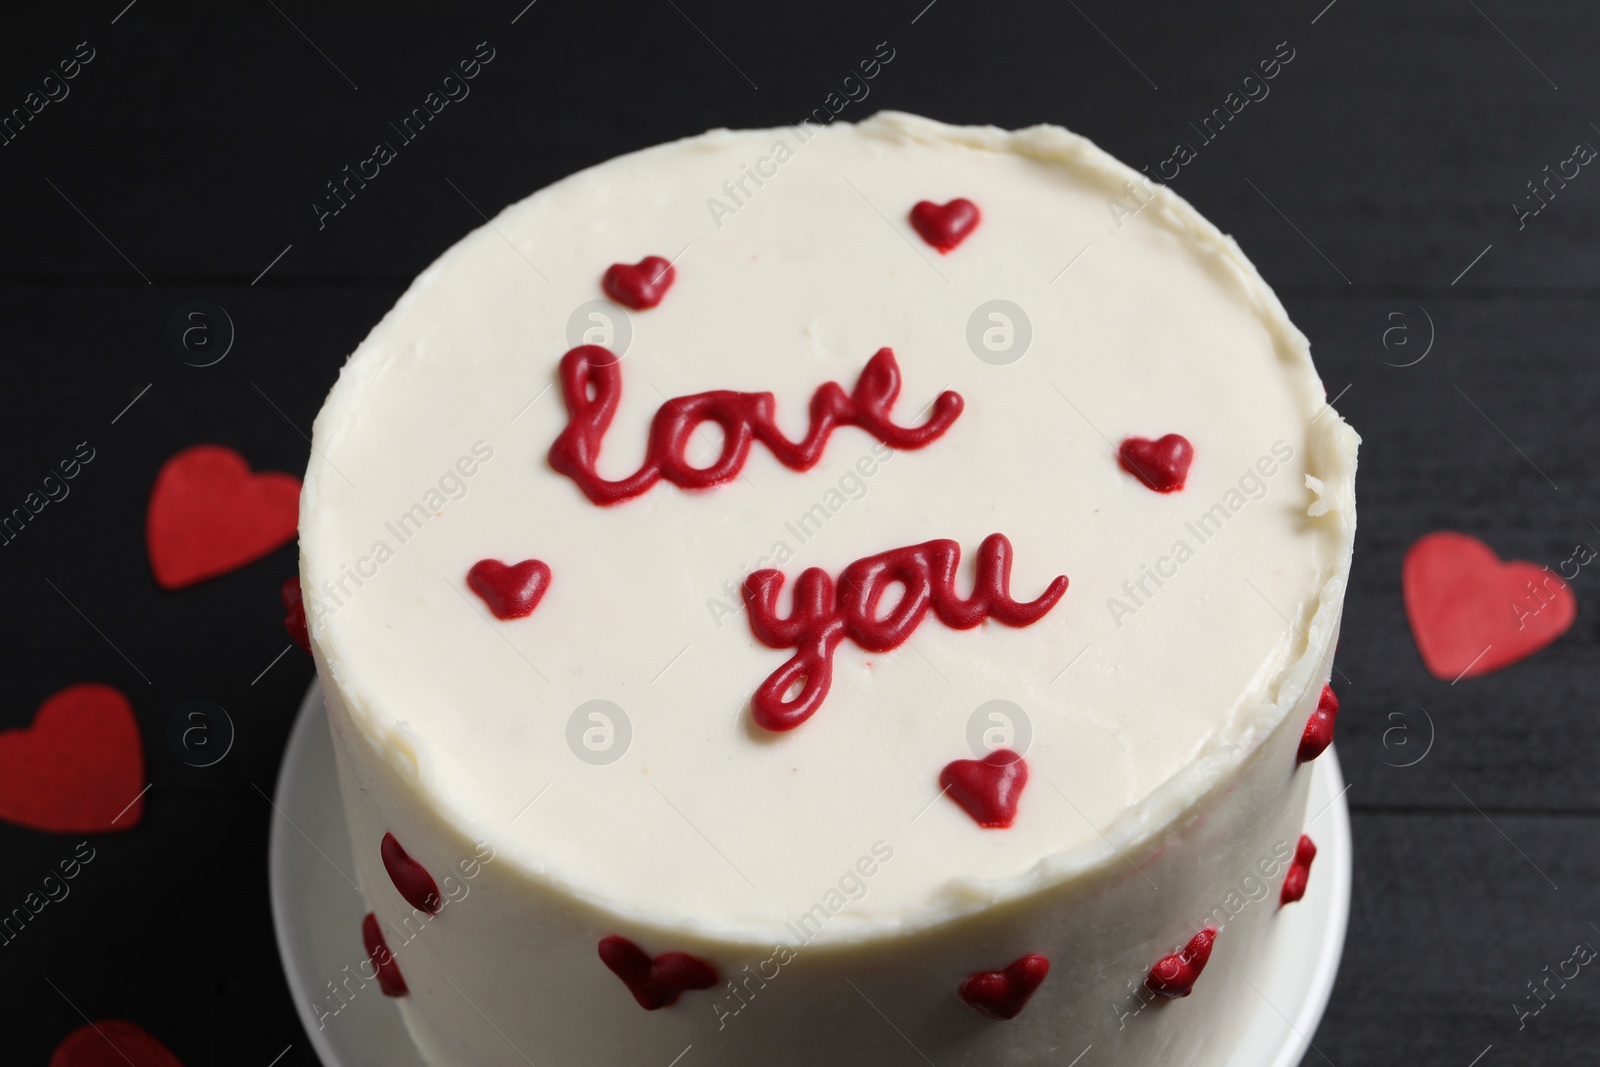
[{"x1": 299, "y1": 112, "x2": 1357, "y2": 1066}]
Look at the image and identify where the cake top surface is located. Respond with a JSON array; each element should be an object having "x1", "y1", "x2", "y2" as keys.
[{"x1": 302, "y1": 111, "x2": 1357, "y2": 943}]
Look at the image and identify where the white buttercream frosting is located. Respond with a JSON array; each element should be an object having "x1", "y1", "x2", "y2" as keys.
[{"x1": 302, "y1": 109, "x2": 1357, "y2": 967}]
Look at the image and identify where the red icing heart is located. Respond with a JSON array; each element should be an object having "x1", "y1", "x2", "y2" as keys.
[
  {"x1": 146, "y1": 444, "x2": 300, "y2": 590},
  {"x1": 1280, "y1": 834, "x2": 1316, "y2": 906},
  {"x1": 282, "y1": 577, "x2": 310, "y2": 654},
  {"x1": 598, "y1": 935, "x2": 719, "y2": 1010},
  {"x1": 1402, "y1": 531, "x2": 1576, "y2": 680},
  {"x1": 958, "y1": 953, "x2": 1050, "y2": 1020},
  {"x1": 0, "y1": 683, "x2": 143, "y2": 833},
  {"x1": 1145, "y1": 927, "x2": 1216, "y2": 999},
  {"x1": 381, "y1": 831, "x2": 441, "y2": 914},
  {"x1": 467, "y1": 559, "x2": 552, "y2": 620},
  {"x1": 49, "y1": 1020, "x2": 184, "y2": 1067},
  {"x1": 940, "y1": 749, "x2": 1028, "y2": 828},
  {"x1": 1118, "y1": 434, "x2": 1194, "y2": 493},
  {"x1": 362, "y1": 912, "x2": 408, "y2": 997},
  {"x1": 910, "y1": 198, "x2": 981, "y2": 252},
  {"x1": 1296, "y1": 684, "x2": 1339, "y2": 765},
  {"x1": 603, "y1": 256, "x2": 676, "y2": 309}
]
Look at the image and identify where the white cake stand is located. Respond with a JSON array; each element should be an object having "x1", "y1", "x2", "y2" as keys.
[{"x1": 269, "y1": 681, "x2": 1351, "y2": 1067}]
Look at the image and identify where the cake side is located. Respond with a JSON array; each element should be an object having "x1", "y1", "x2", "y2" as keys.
[{"x1": 298, "y1": 111, "x2": 1357, "y2": 1065}]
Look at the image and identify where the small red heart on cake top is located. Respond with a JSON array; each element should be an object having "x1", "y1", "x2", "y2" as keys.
[
  {"x1": 48, "y1": 1019, "x2": 184, "y2": 1067},
  {"x1": 1118, "y1": 434, "x2": 1194, "y2": 493},
  {"x1": 598, "y1": 935, "x2": 719, "y2": 1010},
  {"x1": 363, "y1": 912, "x2": 408, "y2": 997},
  {"x1": 381, "y1": 831, "x2": 442, "y2": 914},
  {"x1": 146, "y1": 444, "x2": 300, "y2": 590},
  {"x1": 467, "y1": 558, "x2": 552, "y2": 620},
  {"x1": 1402, "y1": 531, "x2": 1575, "y2": 680},
  {"x1": 603, "y1": 255, "x2": 676, "y2": 309},
  {"x1": 1280, "y1": 834, "x2": 1316, "y2": 907},
  {"x1": 1145, "y1": 927, "x2": 1216, "y2": 999},
  {"x1": 1296, "y1": 684, "x2": 1339, "y2": 765},
  {"x1": 0, "y1": 683, "x2": 144, "y2": 834},
  {"x1": 910, "y1": 198, "x2": 981, "y2": 252},
  {"x1": 940, "y1": 749, "x2": 1028, "y2": 828},
  {"x1": 958, "y1": 953, "x2": 1050, "y2": 1020},
  {"x1": 281, "y1": 577, "x2": 310, "y2": 653}
]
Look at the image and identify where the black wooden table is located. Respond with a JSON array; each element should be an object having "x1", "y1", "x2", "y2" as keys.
[{"x1": 2, "y1": 2, "x2": 1597, "y2": 1064}]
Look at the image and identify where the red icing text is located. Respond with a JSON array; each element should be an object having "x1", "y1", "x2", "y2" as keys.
[
  {"x1": 742, "y1": 534, "x2": 1067, "y2": 731},
  {"x1": 548, "y1": 345, "x2": 963, "y2": 505}
]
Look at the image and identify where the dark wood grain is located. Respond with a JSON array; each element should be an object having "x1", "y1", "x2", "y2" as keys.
[{"x1": 1, "y1": 1, "x2": 1597, "y2": 1064}]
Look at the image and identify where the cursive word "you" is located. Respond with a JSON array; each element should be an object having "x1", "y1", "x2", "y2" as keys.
[{"x1": 742, "y1": 534, "x2": 1067, "y2": 731}]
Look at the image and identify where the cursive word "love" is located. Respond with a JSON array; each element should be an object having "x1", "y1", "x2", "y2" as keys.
[
  {"x1": 741, "y1": 534, "x2": 1067, "y2": 731},
  {"x1": 548, "y1": 345, "x2": 962, "y2": 505}
]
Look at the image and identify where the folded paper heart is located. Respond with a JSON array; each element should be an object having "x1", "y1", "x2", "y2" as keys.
[
  {"x1": 146, "y1": 444, "x2": 300, "y2": 590},
  {"x1": 958, "y1": 953, "x2": 1050, "y2": 1020},
  {"x1": 467, "y1": 558, "x2": 552, "y2": 620},
  {"x1": 603, "y1": 255, "x2": 676, "y2": 309},
  {"x1": 598, "y1": 935, "x2": 719, "y2": 1010},
  {"x1": 910, "y1": 198, "x2": 981, "y2": 252},
  {"x1": 940, "y1": 749, "x2": 1028, "y2": 828},
  {"x1": 0, "y1": 683, "x2": 144, "y2": 833},
  {"x1": 49, "y1": 1019, "x2": 183, "y2": 1067},
  {"x1": 1402, "y1": 531, "x2": 1575, "y2": 680}
]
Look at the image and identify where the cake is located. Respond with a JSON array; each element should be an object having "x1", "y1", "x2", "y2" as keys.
[{"x1": 298, "y1": 112, "x2": 1358, "y2": 1066}]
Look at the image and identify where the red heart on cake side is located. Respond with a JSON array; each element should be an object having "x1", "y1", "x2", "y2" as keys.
[
  {"x1": 1118, "y1": 434, "x2": 1193, "y2": 493},
  {"x1": 909, "y1": 198, "x2": 981, "y2": 252},
  {"x1": 1296, "y1": 684, "x2": 1339, "y2": 764},
  {"x1": 363, "y1": 912, "x2": 409, "y2": 997},
  {"x1": 467, "y1": 558, "x2": 552, "y2": 620},
  {"x1": 603, "y1": 256, "x2": 676, "y2": 309},
  {"x1": 940, "y1": 749, "x2": 1028, "y2": 828},
  {"x1": 598, "y1": 935, "x2": 719, "y2": 1010},
  {"x1": 1145, "y1": 927, "x2": 1216, "y2": 999},
  {"x1": 146, "y1": 444, "x2": 300, "y2": 590},
  {"x1": 0, "y1": 683, "x2": 144, "y2": 833},
  {"x1": 1402, "y1": 531, "x2": 1575, "y2": 680},
  {"x1": 1280, "y1": 834, "x2": 1316, "y2": 907},
  {"x1": 958, "y1": 953, "x2": 1050, "y2": 1020},
  {"x1": 282, "y1": 577, "x2": 310, "y2": 653},
  {"x1": 381, "y1": 831, "x2": 442, "y2": 914},
  {"x1": 49, "y1": 1019, "x2": 184, "y2": 1067}
]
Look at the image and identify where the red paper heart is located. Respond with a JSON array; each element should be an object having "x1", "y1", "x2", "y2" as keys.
[
  {"x1": 467, "y1": 558, "x2": 552, "y2": 620},
  {"x1": 1145, "y1": 928, "x2": 1216, "y2": 999},
  {"x1": 910, "y1": 198, "x2": 981, "y2": 252},
  {"x1": 598, "y1": 935, "x2": 719, "y2": 1010},
  {"x1": 1280, "y1": 834, "x2": 1316, "y2": 907},
  {"x1": 0, "y1": 683, "x2": 143, "y2": 833},
  {"x1": 940, "y1": 749, "x2": 1028, "y2": 828},
  {"x1": 603, "y1": 256, "x2": 676, "y2": 309},
  {"x1": 1118, "y1": 434, "x2": 1193, "y2": 493},
  {"x1": 958, "y1": 953, "x2": 1050, "y2": 1020},
  {"x1": 49, "y1": 1020, "x2": 184, "y2": 1067},
  {"x1": 1402, "y1": 531, "x2": 1576, "y2": 680},
  {"x1": 381, "y1": 831, "x2": 441, "y2": 914},
  {"x1": 1296, "y1": 684, "x2": 1339, "y2": 765},
  {"x1": 281, "y1": 577, "x2": 310, "y2": 654},
  {"x1": 363, "y1": 912, "x2": 408, "y2": 997},
  {"x1": 146, "y1": 445, "x2": 300, "y2": 590}
]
